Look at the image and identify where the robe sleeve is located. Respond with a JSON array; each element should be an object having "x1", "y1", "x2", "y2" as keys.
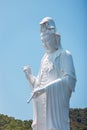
[
  {"x1": 33, "y1": 50, "x2": 76, "y2": 95},
  {"x1": 59, "y1": 50, "x2": 76, "y2": 91}
]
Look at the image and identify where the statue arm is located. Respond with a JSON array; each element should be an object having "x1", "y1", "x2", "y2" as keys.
[
  {"x1": 45, "y1": 50, "x2": 77, "y2": 92},
  {"x1": 23, "y1": 66, "x2": 36, "y2": 89},
  {"x1": 33, "y1": 75, "x2": 75, "y2": 96},
  {"x1": 60, "y1": 50, "x2": 77, "y2": 91},
  {"x1": 33, "y1": 50, "x2": 76, "y2": 96},
  {"x1": 46, "y1": 50, "x2": 77, "y2": 92}
]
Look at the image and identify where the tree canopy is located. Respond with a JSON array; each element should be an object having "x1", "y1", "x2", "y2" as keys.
[{"x1": 0, "y1": 108, "x2": 87, "y2": 130}]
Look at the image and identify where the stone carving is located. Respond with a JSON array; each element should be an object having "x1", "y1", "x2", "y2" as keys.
[{"x1": 23, "y1": 17, "x2": 76, "y2": 130}]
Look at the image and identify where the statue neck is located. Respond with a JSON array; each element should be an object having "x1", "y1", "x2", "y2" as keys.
[
  {"x1": 45, "y1": 47, "x2": 58, "y2": 54},
  {"x1": 44, "y1": 41, "x2": 61, "y2": 54}
]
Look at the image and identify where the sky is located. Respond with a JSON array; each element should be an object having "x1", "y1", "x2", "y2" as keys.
[{"x1": 0, "y1": 0, "x2": 87, "y2": 120}]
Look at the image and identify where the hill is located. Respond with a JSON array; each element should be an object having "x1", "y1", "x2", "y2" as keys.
[
  {"x1": 0, "y1": 108, "x2": 87, "y2": 130},
  {"x1": 70, "y1": 108, "x2": 87, "y2": 130}
]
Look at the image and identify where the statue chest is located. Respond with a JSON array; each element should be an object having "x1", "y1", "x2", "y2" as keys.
[{"x1": 37, "y1": 54, "x2": 61, "y2": 86}]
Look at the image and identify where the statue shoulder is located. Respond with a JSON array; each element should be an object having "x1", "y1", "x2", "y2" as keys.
[
  {"x1": 41, "y1": 53, "x2": 47, "y2": 63},
  {"x1": 59, "y1": 49, "x2": 74, "y2": 65},
  {"x1": 60, "y1": 49, "x2": 72, "y2": 59},
  {"x1": 62, "y1": 50, "x2": 71, "y2": 56}
]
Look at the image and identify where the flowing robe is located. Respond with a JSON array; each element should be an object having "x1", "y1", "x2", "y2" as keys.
[{"x1": 32, "y1": 48, "x2": 76, "y2": 130}]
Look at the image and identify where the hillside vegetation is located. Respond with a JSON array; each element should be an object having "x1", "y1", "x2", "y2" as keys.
[
  {"x1": 0, "y1": 108, "x2": 87, "y2": 130},
  {"x1": 70, "y1": 108, "x2": 87, "y2": 130}
]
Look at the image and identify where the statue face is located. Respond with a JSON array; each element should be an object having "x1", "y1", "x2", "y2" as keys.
[
  {"x1": 40, "y1": 22, "x2": 58, "y2": 53},
  {"x1": 40, "y1": 23, "x2": 47, "y2": 33}
]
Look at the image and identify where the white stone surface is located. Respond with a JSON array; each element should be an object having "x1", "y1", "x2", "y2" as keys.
[{"x1": 23, "y1": 17, "x2": 76, "y2": 130}]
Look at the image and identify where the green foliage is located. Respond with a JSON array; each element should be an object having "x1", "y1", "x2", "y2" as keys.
[
  {"x1": 0, "y1": 108, "x2": 87, "y2": 130},
  {"x1": 70, "y1": 108, "x2": 87, "y2": 130},
  {"x1": 0, "y1": 114, "x2": 32, "y2": 130}
]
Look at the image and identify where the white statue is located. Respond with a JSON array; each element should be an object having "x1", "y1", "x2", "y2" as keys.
[{"x1": 23, "y1": 17, "x2": 76, "y2": 130}]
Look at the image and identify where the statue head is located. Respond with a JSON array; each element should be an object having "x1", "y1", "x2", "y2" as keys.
[
  {"x1": 40, "y1": 17, "x2": 56, "y2": 33},
  {"x1": 40, "y1": 17, "x2": 61, "y2": 53}
]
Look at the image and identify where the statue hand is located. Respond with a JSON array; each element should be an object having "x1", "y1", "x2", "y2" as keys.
[
  {"x1": 23, "y1": 65, "x2": 32, "y2": 75},
  {"x1": 23, "y1": 65, "x2": 36, "y2": 87},
  {"x1": 33, "y1": 87, "x2": 46, "y2": 98}
]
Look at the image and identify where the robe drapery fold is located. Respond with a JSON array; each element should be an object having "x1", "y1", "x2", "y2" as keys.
[{"x1": 32, "y1": 48, "x2": 76, "y2": 130}]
